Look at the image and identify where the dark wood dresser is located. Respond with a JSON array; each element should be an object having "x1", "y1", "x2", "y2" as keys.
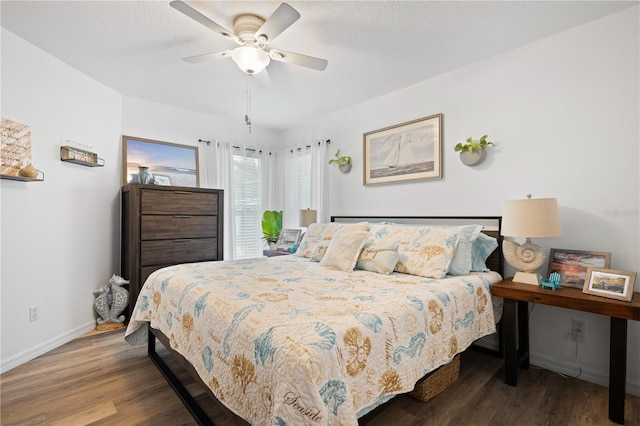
[{"x1": 121, "y1": 184, "x2": 224, "y2": 319}]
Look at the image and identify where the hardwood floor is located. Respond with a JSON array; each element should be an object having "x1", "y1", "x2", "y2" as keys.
[{"x1": 1, "y1": 329, "x2": 638, "y2": 425}]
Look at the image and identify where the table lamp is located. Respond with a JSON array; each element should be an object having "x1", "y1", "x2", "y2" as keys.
[
  {"x1": 501, "y1": 195, "x2": 561, "y2": 285},
  {"x1": 300, "y1": 208, "x2": 317, "y2": 228}
]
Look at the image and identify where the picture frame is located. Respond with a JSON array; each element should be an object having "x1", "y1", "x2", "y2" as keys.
[
  {"x1": 153, "y1": 175, "x2": 171, "y2": 186},
  {"x1": 583, "y1": 268, "x2": 636, "y2": 302},
  {"x1": 277, "y1": 229, "x2": 302, "y2": 251},
  {"x1": 122, "y1": 135, "x2": 199, "y2": 187},
  {"x1": 363, "y1": 113, "x2": 442, "y2": 185},
  {"x1": 547, "y1": 248, "x2": 611, "y2": 289}
]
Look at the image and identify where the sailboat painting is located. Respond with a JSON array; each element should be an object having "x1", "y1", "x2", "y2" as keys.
[{"x1": 364, "y1": 113, "x2": 442, "y2": 185}]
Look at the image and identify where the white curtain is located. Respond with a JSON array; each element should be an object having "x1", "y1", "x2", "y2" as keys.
[
  {"x1": 203, "y1": 140, "x2": 236, "y2": 260},
  {"x1": 282, "y1": 140, "x2": 329, "y2": 228},
  {"x1": 311, "y1": 140, "x2": 329, "y2": 223}
]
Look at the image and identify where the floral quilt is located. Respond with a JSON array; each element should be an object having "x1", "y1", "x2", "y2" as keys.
[{"x1": 125, "y1": 256, "x2": 502, "y2": 426}]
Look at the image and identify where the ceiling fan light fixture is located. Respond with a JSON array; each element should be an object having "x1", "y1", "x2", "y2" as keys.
[{"x1": 231, "y1": 45, "x2": 271, "y2": 74}]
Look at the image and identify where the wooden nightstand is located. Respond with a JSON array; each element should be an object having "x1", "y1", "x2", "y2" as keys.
[
  {"x1": 491, "y1": 278, "x2": 640, "y2": 425},
  {"x1": 263, "y1": 249, "x2": 291, "y2": 257}
]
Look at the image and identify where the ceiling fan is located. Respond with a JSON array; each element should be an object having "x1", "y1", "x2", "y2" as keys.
[{"x1": 170, "y1": 1, "x2": 328, "y2": 76}]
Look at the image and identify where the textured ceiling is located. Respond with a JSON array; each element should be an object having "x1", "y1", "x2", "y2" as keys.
[{"x1": 1, "y1": 1, "x2": 636, "y2": 131}]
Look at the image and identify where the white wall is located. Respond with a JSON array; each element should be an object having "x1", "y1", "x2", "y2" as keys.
[
  {"x1": 1, "y1": 29, "x2": 122, "y2": 371},
  {"x1": 283, "y1": 6, "x2": 640, "y2": 394}
]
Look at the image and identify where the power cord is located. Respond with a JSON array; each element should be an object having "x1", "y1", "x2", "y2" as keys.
[{"x1": 529, "y1": 302, "x2": 582, "y2": 379}]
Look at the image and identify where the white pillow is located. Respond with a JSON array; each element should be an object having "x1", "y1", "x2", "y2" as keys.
[
  {"x1": 355, "y1": 244, "x2": 400, "y2": 274},
  {"x1": 295, "y1": 222, "x2": 368, "y2": 258},
  {"x1": 320, "y1": 229, "x2": 370, "y2": 271},
  {"x1": 448, "y1": 225, "x2": 483, "y2": 275}
]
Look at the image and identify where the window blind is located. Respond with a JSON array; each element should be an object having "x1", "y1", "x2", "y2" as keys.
[{"x1": 233, "y1": 155, "x2": 262, "y2": 259}]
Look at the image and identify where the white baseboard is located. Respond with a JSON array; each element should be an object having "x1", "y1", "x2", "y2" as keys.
[
  {"x1": 530, "y1": 351, "x2": 640, "y2": 397},
  {"x1": 1, "y1": 321, "x2": 96, "y2": 374}
]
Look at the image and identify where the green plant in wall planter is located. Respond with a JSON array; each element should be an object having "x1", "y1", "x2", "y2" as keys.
[
  {"x1": 454, "y1": 134, "x2": 495, "y2": 166},
  {"x1": 328, "y1": 150, "x2": 352, "y2": 173},
  {"x1": 261, "y1": 210, "x2": 283, "y2": 249}
]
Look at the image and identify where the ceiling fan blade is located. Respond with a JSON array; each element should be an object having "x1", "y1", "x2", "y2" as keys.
[
  {"x1": 183, "y1": 50, "x2": 232, "y2": 64},
  {"x1": 170, "y1": 0, "x2": 241, "y2": 44},
  {"x1": 255, "y1": 3, "x2": 300, "y2": 44},
  {"x1": 268, "y1": 49, "x2": 328, "y2": 71}
]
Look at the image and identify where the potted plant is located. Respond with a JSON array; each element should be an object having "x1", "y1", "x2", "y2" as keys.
[
  {"x1": 328, "y1": 150, "x2": 352, "y2": 173},
  {"x1": 261, "y1": 210, "x2": 283, "y2": 250},
  {"x1": 454, "y1": 134, "x2": 495, "y2": 166}
]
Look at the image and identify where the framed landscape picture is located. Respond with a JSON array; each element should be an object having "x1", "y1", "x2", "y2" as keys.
[
  {"x1": 122, "y1": 135, "x2": 199, "y2": 187},
  {"x1": 547, "y1": 248, "x2": 611, "y2": 289},
  {"x1": 583, "y1": 268, "x2": 636, "y2": 302},
  {"x1": 363, "y1": 113, "x2": 442, "y2": 185}
]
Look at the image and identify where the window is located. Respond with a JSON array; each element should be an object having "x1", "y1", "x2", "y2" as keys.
[{"x1": 233, "y1": 155, "x2": 262, "y2": 259}]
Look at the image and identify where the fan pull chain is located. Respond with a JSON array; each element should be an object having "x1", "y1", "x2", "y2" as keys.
[{"x1": 244, "y1": 75, "x2": 252, "y2": 134}]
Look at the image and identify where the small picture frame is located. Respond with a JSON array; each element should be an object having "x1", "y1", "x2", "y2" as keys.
[
  {"x1": 153, "y1": 175, "x2": 171, "y2": 186},
  {"x1": 547, "y1": 248, "x2": 611, "y2": 289},
  {"x1": 277, "y1": 229, "x2": 302, "y2": 251},
  {"x1": 583, "y1": 268, "x2": 636, "y2": 302}
]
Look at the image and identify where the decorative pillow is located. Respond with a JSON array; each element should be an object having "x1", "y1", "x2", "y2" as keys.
[
  {"x1": 320, "y1": 229, "x2": 370, "y2": 271},
  {"x1": 295, "y1": 222, "x2": 368, "y2": 258},
  {"x1": 355, "y1": 244, "x2": 400, "y2": 274},
  {"x1": 447, "y1": 225, "x2": 483, "y2": 275},
  {"x1": 471, "y1": 232, "x2": 499, "y2": 272},
  {"x1": 367, "y1": 223, "x2": 460, "y2": 278},
  {"x1": 310, "y1": 241, "x2": 330, "y2": 262}
]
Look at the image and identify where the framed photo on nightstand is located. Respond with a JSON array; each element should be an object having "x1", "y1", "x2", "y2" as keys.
[
  {"x1": 583, "y1": 268, "x2": 636, "y2": 302},
  {"x1": 277, "y1": 229, "x2": 301, "y2": 251},
  {"x1": 547, "y1": 248, "x2": 611, "y2": 289}
]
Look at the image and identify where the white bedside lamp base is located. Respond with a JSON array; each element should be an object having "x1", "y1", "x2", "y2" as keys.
[{"x1": 513, "y1": 271, "x2": 542, "y2": 286}]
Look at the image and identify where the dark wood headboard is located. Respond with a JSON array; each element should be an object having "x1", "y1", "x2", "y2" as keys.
[{"x1": 331, "y1": 215, "x2": 503, "y2": 277}]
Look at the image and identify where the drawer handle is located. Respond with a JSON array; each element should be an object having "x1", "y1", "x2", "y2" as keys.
[
  {"x1": 173, "y1": 215, "x2": 192, "y2": 218},
  {"x1": 173, "y1": 239, "x2": 192, "y2": 242},
  {"x1": 173, "y1": 191, "x2": 193, "y2": 195},
  {"x1": 533, "y1": 295, "x2": 544, "y2": 303}
]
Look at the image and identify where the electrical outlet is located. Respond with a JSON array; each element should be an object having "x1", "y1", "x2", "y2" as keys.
[
  {"x1": 572, "y1": 318, "x2": 586, "y2": 338},
  {"x1": 29, "y1": 305, "x2": 39, "y2": 322}
]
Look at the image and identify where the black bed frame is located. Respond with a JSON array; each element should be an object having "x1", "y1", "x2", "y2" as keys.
[{"x1": 146, "y1": 215, "x2": 504, "y2": 425}]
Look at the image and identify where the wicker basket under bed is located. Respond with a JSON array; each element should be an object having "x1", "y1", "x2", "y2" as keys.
[{"x1": 409, "y1": 355, "x2": 460, "y2": 402}]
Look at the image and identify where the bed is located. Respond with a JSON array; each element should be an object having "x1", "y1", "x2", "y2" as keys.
[{"x1": 125, "y1": 216, "x2": 504, "y2": 425}]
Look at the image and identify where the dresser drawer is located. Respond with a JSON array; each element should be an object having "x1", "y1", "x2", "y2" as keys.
[
  {"x1": 141, "y1": 238, "x2": 218, "y2": 266},
  {"x1": 140, "y1": 265, "x2": 169, "y2": 286},
  {"x1": 141, "y1": 215, "x2": 218, "y2": 240},
  {"x1": 141, "y1": 189, "x2": 219, "y2": 215}
]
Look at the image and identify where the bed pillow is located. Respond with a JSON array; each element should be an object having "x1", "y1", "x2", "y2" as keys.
[
  {"x1": 447, "y1": 224, "x2": 483, "y2": 275},
  {"x1": 295, "y1": 222, "x2": 368, "y2": 258},
  {"x1": 368, "y1": 223, "x2": 460, "y2": 278},
  {"x1": 355, "y1": 244, "x2": 400, "y2": 274},
  {"x1": 310, "y1": 241, "x2": 330, "y2": 262},
  {"x1": 320, "y1": 229, "x2": 369, "y2": 271},
  {"x1": 471, "y1": 232, "x2": 499, "y2": 272}
]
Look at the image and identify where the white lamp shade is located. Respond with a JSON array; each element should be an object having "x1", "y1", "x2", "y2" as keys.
[
  {"x1": 300, "y1": 209, "x2": 317, "y2": 228},
  {"x1": 501, "y1": 197, "x2": 561, "y2": 238},
  {"x1": 231, "y1": 46, "x2": 270, "y2": 75}
]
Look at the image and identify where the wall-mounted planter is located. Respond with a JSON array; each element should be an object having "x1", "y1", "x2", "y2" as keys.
[
  {"x1": 339, "y1": 163, "x2": 352, "y2": 174},
  {"x1": 459, "y1": 149, "x2": 486, "y2": 167}
]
